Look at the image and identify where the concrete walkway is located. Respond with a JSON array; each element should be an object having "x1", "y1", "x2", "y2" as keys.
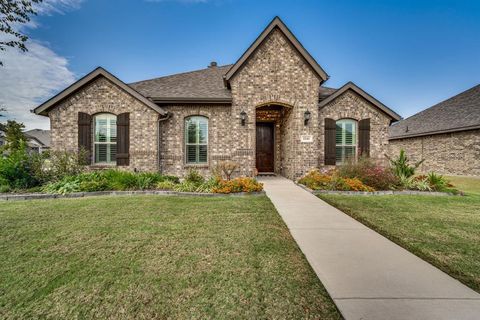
[{"x1": 260, "y1": 176, "x2": 480, "y2": 320}]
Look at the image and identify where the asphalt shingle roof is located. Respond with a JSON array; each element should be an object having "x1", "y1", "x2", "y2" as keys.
[
  {"x1": 129, "y1": 65, "x2": 337, "y2": 103},
  {"x1": 389, "y1": 84, "x2": 480, "y2": 139},
  {"x1": 129, "y1": 65, "x2": 233, "y2": 100},
  {"x1": 25, "y1": 129, "x2": 51, "y2": 147}
]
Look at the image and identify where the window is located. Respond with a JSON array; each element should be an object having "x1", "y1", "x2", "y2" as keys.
[
  {"x1": 94, "y1": 113, "x2": 117, "y2": 164},
  {"x1": 185, "y1": 116, "x2": 208, "y2": 164},
  {"x1": 336, "y1": 119, "x2": 357, "y2": 164}
]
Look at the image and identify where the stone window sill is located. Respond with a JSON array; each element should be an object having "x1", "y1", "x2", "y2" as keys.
[{"x1": 184, "y1": 164, "x2": 209, "y2": 169}]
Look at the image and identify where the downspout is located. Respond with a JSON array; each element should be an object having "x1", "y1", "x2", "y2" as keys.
[{"x1": 157, "y1": 112, "x2": 172, "y2": 173}]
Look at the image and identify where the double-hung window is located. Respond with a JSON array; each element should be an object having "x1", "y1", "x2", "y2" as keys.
[
  {"x1": 185, "y1": 116, "x2": 208, "y2": 164},
  {"x1": 94, "y1": 113, "x2": 117, "y2": 164},
  {"x1": 336, "y1": 119, "x2": 357, "y2": 164}
]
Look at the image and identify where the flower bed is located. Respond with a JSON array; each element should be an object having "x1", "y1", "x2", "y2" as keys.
[
  {"x1": 297, "y1": 151, "x2": 460, "y2": 194},
  {"x1": 0, "y1": 146, "x2": 263, "y2": 195}
]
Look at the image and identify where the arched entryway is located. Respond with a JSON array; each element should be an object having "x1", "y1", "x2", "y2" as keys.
[{"x1": 255, "y1": 103, "x2": 293, "y2": 175}]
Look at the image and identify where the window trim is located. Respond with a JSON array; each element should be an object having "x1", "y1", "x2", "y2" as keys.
[
  {"x1": 93, "y1": 113, "x2": 117, "y2": 165},
  {"x1": 184, "y1": 116, "x2": 209, "y2": 165},
  {"x1": 335, "y1": 118, "x2": 357, "y2": 165}
]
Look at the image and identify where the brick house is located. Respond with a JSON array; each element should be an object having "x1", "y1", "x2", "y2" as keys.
[
  {"x1": 389, "y1": 84, "x2": 480, "y2": 176},
  {"x1": 34, "y1": 17, "x2": 401, "y2": 179}
]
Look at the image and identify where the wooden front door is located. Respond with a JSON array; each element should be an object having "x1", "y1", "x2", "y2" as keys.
[{"x1": 256, "y1": 122, "x2": 274, "y2": 173}]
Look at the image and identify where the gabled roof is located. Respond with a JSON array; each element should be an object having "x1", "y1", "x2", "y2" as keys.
[
  {"x1": 224, "y1": 16, "x2": 329, "y2": 84},
  {"x1": 389, "y1": 84, "x2": 480, "y2": 140},
  {"x1": 129, "y1": 64, "x2": 232, "y2": 103},
  {"x1": 34, "y1": 67, "x2": 167, "y2": 116},
  {"x1": 318, "y1": 82, "x2": 402, "y2": 121},
  {"x1": 25, "y1": 129, "x2": 50, "y2": 147}
]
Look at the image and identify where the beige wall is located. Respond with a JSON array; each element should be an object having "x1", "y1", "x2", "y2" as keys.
[{"x1": 388, "y1": 129, "x2": 480, "y2": 176}]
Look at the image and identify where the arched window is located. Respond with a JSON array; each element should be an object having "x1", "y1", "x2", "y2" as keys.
[
  {"x1": 336, "y1": 119, "x2": 357, "y2": 164},
  {"x1": 185, "y1": 116, "x2": 208, "y2": 164},
  {"x1": 94, "y1": 113, "x2": 117, "y2": 164}
]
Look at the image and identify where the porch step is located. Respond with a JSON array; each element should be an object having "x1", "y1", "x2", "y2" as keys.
[{"x1": 257, "y1": 172, "x2": 276, "y2": 177}]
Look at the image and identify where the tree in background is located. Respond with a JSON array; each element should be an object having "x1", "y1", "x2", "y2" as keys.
[
  {"x1": 0, "y1": 0, "x2": 43, "y2": 66},
  {"x1": 0, "y1": 120, "x2": 26, "y2": 152}
]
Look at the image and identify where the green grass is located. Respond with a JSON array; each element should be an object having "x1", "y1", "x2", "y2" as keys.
[
  {"x1": 0, "y1": 195, "x2": 340, "y2": 319},
  {"x1": 319, "y1": 176, "x2": 480, "y2": 292},
  {"x1": 446, "y1": 176, "x2": 480, "y2": 195}
]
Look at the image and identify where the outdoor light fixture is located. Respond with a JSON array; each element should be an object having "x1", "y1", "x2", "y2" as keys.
[
  {"x1": 304, "y1": 110, "x2": 311, "y2": 125},
  {"x1": 240, "y1": 111, "x2": 247, "y2": 126}
]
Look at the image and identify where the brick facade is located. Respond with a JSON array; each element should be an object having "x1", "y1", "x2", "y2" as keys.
[
  {"x1": 49, "y1": 77, "x2": 159, "y2": 172},
  {"x1": 44, "y1": 25, "x2": 398, "y2": 180},
  {"x1": 388, "y1": 130, "x2": 480, "y2": 176},
  {"x1": 319, "y1": 90, "x2": 392, "y2": 167},
  {"x1": 229, "y1": 28, "x2": 322, "y2": 179},
  {"x1": 158, "y1": 104, "x2": 232, "y2": 177}
]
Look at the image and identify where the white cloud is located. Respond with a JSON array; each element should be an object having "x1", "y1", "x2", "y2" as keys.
[
  {"x1": 0, "y1": 39, "x2": 75, "y2": 129},
  {"x1": 0, "y1": 0, "x2": 83, "y2": 130}
]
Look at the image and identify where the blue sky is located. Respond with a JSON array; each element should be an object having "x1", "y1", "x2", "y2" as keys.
[{"x1": 1, "y1": 0, "x2": 479, "y2": 129}]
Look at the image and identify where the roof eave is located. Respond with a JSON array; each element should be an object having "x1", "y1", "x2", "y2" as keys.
[
  {"x1": 389, "y1": 124, "x2": 480, "y2": 140},
  {"x1": 33, "y1": 67, "x2": 167, "y2": 116},
  {"x1": 318, "y1": 82, "x2": 402, "y2": 121},
  {"x1": 151, "y1": 97, "x2": 232, "y2": 104}
]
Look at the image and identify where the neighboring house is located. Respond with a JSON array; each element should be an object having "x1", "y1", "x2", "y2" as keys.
[
  {"x1": 25, "y1": 129, "x2": 51, "y2": 154},
  {"x1": 389, "y1": 84, "x2": 480, "y2": 176},
  {"x1": 33, "y1": 17, "x2": 401, "y2": 179}
]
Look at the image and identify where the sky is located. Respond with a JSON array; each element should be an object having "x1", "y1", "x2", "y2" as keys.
[{"x1": 1, "y1": 0, "x2": 479, "y2": 130}]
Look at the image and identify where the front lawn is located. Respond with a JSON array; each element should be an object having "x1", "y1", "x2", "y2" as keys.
[
  {"x1": 0, "y1": 195, "x2": 340, "y2": 319},
  {"x1": 319, "y1": 176, "x2": 480, "y2": 292}
]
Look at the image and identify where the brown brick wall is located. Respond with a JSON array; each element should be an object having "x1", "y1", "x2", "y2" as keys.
[
  {"x1": 229, "y1": 28, "x2": 322, "y2": 179},
  {"x1": 158, "y1": 104, "x2": 232, "y2": 178},
  {"x1": 49, "y1": 76, "x2": 159, "y2": 171},
  {"x1": 388, "y1": 130, "x2": 480, "y2": 176},
  {"x1": 319, "y1": 90, "x2": 392, "y2": 167}
]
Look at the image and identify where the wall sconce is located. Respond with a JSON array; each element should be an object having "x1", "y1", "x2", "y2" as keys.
[
  {"x1": 240, "y1": 111, "x2": 247, "y2": 126},
  {"x1": 304, "y1": 110, "x2": 311, "y2": 126}
]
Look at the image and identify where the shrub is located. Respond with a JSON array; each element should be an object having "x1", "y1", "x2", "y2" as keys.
[
  {"x1": 156, "y1": 180, "x2": 177, "y2": 190},
  {"x1": 297, "y1": 169, "x2": 332, "y2": 190},
  {"x1": 185, "y1": 169, "x2": 205, "y2": 185},
  {"x1": 386, "y1": 149, "x2": 424, "y2": 178},
  {"x1": 31, "y1": 149, "x2": 88, "y2": 183},
  {"x1": 337, "y1": 157, "x2": 399, "y2": 190},
  {"x1": 298, "y1": 169, "x2": 375, "y2": 192},
  {"x1": 215, "y1": 161, "x2": 239, "y2": 180},
  {"x1": 0, "y1": 145, "x2": 39, "y2": 189},
  {"x1": 42, "y1": 169, "x2": 180, "y2": 194},
  {"x1": 213, "y1": 177, "x2": 263, "y2": 194}
]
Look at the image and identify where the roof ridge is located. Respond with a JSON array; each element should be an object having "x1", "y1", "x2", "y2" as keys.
[{"x1": 129, "y1": 64, "x2": 233, "y2": 85}]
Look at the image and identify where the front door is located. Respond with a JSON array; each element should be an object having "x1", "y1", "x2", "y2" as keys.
[{"x1": 256, "y1": 122, "x2": 274, "y2": 173}]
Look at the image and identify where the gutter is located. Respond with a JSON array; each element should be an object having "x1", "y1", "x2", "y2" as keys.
[
  {"x1": 157, "y1": 112, "x2": 172, "y2": 173},
  {"x1": 151, "y1": 97, "x2": 232, "y2": 104},
  {"x1": 388, "y1": 124, "x2": 480, "y2": 140}
]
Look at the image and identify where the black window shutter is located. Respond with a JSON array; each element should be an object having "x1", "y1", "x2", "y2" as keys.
[
  {"x1": 117, "y1": 113, "x2": 130, "y2": 166},
  {"x1": 359, "y1": 118, "x2": 371, "y2": 157},
  {"x1": 324, "y1": 118, "x2": 336, "y2": 165},
  {"x1": 78, "y1": 112, "x2": 92, "y2": 164}
]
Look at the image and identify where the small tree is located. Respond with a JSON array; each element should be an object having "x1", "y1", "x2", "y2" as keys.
[
  {"x1": 0, "y1": 0, "x2": 43, "y2": 66},
  {"x1": 218, "y1": 161, "x2": 239, "y2": 180},
  {"x1": 0, "y1": 120, "x2": 27, "y2": 152}
]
